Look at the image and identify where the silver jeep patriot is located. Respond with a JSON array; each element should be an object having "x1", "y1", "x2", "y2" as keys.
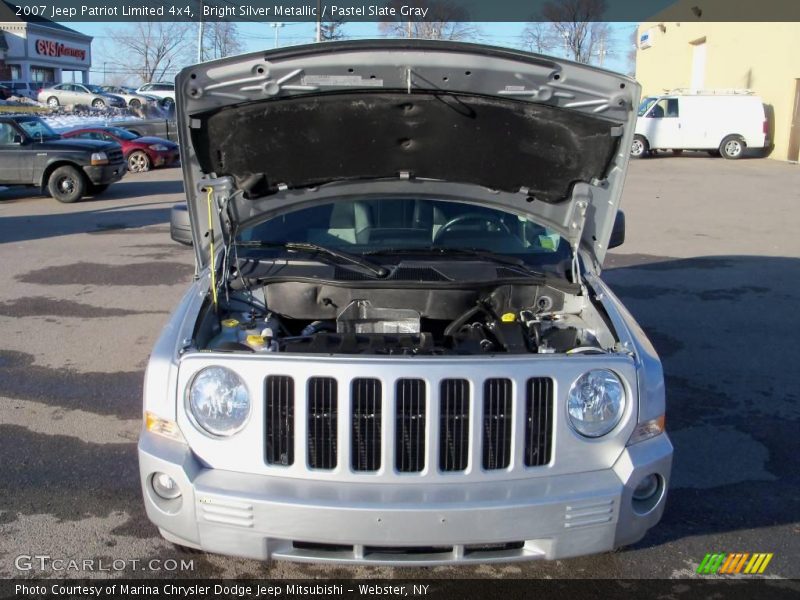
[{"x1": 138, "y1": 40, "x2": 672, "y2": 565}]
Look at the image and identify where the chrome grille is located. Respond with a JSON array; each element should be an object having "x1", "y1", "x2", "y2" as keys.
[
  {"x1": 307, "y1": 377, "x2": 337, "y2": 470},
  {"x1": 482, "y1": 378, "x2": 513, "y2": 470},
  {"x1": 525, "y1": 378, "x2": 553, "y2": 467},
  {"x1": 265, "y1": 375, "x2": 294, "y2": 466},
  {"x1": 439, "y1": 379, "x2": 469, "y2": 472},
  {"x1": 395, "y1": 379, "x2": 426, "y2": 473},
  {"x1": 351, "y1": 378, "x2": 382, "y2": 472}
]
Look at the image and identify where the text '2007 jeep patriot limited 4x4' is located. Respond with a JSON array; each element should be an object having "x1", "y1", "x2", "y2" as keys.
[{"x1": 139, "y1": 40, "x2": 673, "y2": 565}]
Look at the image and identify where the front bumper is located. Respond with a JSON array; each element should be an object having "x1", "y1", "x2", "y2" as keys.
[
  {"x1": 83, "y1": 162, "x2": 125, "y2": 185},
  {"x1": 138, "y1": 432, "x2": 672, "y2": 565}
]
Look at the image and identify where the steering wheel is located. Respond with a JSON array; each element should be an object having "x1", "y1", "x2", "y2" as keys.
[{"x1": 433, "y1": 213, "x2": 512, "y2": 244}]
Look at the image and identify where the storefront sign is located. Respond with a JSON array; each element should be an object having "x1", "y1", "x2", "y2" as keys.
[{"x1": 33, "y1": 39, "x2": 87, "y2": 62}]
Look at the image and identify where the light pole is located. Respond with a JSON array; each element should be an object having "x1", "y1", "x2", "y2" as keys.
[
  {"x1": 103, "y1": 62, "x2": 107, "y2": 84},
  {"x1": 271, "y1": 22, "x2": 284, "y2": 48},
  {"x1": 316, "y1": 0, "x2": 321, "y2": 42}
]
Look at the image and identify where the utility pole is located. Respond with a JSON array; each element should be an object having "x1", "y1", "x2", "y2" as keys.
[
  {"x1": 316, "y1": 0, "x2": 322, "y2": 42},
  {"x1": 197, "y1": 2, "x2": 204, "y2": 63},
  {"x1": 271, "y1": 22, "x2": 284, "y2": 48},
  {"x1": 103, "y1": 62, "x2": 107, "y2": 84}
]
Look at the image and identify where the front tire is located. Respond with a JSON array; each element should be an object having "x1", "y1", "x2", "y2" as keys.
[
  {"x1": 630, "y1": 135, "x2": 649, "y2": 158},
  {"x1": 127, "y1": 150, "x2": 151, "y2": 173},
  {"x1": 720, "y1": 135, "x2": 745, "y2": 159},
  {"x1": 47, "y1": 166, "x2": 86, "y2": 203},
  {"x1": 129, "y1": 98, "x2": 141, "y2": 109}
]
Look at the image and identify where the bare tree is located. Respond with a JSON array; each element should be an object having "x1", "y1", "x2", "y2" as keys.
[
  {"x1": 540, "y1": 0, "x2": 609, "y2": 64},
  {"x1": 203, "y1": 22, "x2": 244, "y2": 60},
  {"x1": 109, "y1": 21, "x2": 193, "y2": 83},
  {"x1": 319, "y1": 14, "x2": 347, "y2": 41},
  {"x1": 379, "y1": 0, "x2": 477, "y2": 41},
  {"x1": 521, "y1": 22, "x2": 558, "y2": 55}
]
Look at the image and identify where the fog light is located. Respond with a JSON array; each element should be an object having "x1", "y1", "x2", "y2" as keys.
[
  {"x1": 633, "y1": 474, "x2": 660, "y2": 501},
  {"x1": 151, "y1": 472, "x2": 181, "y2": 500}
]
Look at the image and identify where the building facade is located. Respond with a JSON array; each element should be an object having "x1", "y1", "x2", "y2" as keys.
[
  {"x1": 0, "y1": 19, "x2": 92, "y2": 85},
  {"x1": 636, "y1": 17, "x2": 800, "y2": 162}
]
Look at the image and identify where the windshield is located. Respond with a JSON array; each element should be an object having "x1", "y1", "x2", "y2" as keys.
[
  {"x1": 638, "y1": 97, "x2": 657, "y2": 116},
  {"x1": 85, "y1": 84, "x2": 105, "y2": 94},
  {"x1": 237, "y1": 198, "x2": 571, "y2": 276},
  {"x1": 18, "y1": 119, "x2": 59, "y2": 140},
  {"x1": 105, "y1": 127, "x2": 138, "y2": 140}
]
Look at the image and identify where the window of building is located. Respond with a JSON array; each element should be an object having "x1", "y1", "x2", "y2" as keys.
[{"x1": 30, "y1": 67, "x2": 54, "y2": 83}]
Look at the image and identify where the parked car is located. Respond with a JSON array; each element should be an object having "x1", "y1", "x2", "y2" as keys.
[
  {"x1": 136, "y1": 82, "x2": 175, "y2": 109},
  {"x1": 632, "y1": 90, "x2": 768, "y2": 159},
  {"x1": 37, "y1": 83, "x2": 127, "y2": 109},
  {"x1": 98, "y1": 85, "x2": 155, "y2": 109},
  {"x1": 63, "y1": 126, "x2": 179, "y2": 172},
  {"x1": 111, "y1": 117, "x2": 178, "y2": 143},
  {"x1": 0, "y1": 81, "x2": 43, "y2": 101},
  {"x1": 0, "y1": 84, "x2": 12, "y2": 100},
  {"x1": 0, "y1": 115, "x2": 125, "y2": 202},
  {"x1": 140, "y1": 41, "x2": 672, "y2": 565}
]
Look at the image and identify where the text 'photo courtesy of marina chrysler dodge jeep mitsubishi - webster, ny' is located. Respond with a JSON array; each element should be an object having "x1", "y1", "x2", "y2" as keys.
[{"x1": 139, "y1": 40, "x2": 673, "y2": 566}]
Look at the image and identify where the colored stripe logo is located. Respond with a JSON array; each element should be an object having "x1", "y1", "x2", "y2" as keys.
[{"x1": 697, "y1": 553, "x2": 773, "y2": 574}]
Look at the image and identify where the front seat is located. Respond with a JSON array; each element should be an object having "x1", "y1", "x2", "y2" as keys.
[{"x1": 326, "y1": 201, "x2": 373, "y2": 244}]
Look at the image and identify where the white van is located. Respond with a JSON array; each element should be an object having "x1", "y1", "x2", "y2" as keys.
[{"x1": 631, "y1": 91, "x2": 768, "y2": 159}]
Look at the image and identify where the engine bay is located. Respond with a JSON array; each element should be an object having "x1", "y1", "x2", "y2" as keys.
[{"x1": 193, "y1": 281, "x2": 618, "y2": 356}]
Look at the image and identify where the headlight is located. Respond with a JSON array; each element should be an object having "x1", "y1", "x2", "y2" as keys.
[
  {"x1": 187, "y1": 366, "x2": 250, "y2": 437},
  {"x1": 148, "y1": 144, "x2": 168, "y2": 151},
  {"x1": 90, "y1": 152, "x2": 108, "y2": 165},
  {"x1": 567, "y1": 369, "x2": 626, "y2": 438}
]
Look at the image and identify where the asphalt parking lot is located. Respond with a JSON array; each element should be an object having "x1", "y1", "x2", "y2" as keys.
[{"x1": 1, "y1": 156, "x2": 799, "y2": 579}]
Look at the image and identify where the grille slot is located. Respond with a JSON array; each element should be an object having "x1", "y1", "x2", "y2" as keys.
[
  {"x1": 395, "y1": 379, "x2": 426, "y2": 473},
  {"x1": 482, "y1": 378, "x2": 512, "y2": 470},
  {"x1": 265, "y1": 375, "x2": 294, "y2": 466},
  {"x1": 351, "y1": 378, "x2": 382, "y2": 471},
  {"x1": 439, "y1": 379, "x2": 469, "y2": 472},
  {"x1": 525, "y1": 377, "x2": 553, "y2": 467},
  {"x1": 307, "y1": 377, "x2": 337, "y2": 470}
]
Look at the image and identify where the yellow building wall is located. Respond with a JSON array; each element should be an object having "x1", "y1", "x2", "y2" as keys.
[{"x1": 635, "y1": 21, "x2": 800, "y2": 161}]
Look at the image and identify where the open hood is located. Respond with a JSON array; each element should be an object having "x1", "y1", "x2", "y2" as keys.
[{"x1": 176, "y1": 40, "x2": 640, "y2": 271}]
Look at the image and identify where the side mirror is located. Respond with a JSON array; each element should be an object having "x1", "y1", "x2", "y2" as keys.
[
  {"x1": 170, "y1": 203, "x2": 193, "y2": 246},
  {"x1": 608, "y1": 211, "x2": 625, "y2": 249}
]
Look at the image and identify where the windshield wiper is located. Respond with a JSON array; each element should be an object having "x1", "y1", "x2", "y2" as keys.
[
  {"x1": 235, "y1": 241, "x2": 388, "y2": 278},
  {"x1": 366, "y1": 247, "x2": 547, "y2": 279}
]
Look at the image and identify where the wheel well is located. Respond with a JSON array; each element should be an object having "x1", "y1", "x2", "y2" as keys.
[
  {"x1": 721, "y1": 133, "x2": 746, "y2": 145},
  {"x1": 40, "y1": 161, "x2": 85, "y2": 190}
]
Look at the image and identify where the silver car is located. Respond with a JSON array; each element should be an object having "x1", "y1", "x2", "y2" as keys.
[
  {"x1": 139, "y1": 41, "x2": 673, "y2": 565},
  {"x1": 98, "y1": 85, "x2": 155, "y2": 109},
  {"x1": 37, "y1": 82, "x2": 126, "y2": 109}
]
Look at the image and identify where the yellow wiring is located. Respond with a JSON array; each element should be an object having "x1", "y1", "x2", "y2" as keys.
[{"x1": 206, "y1": 187, "x2": 218, "y2": 308}]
